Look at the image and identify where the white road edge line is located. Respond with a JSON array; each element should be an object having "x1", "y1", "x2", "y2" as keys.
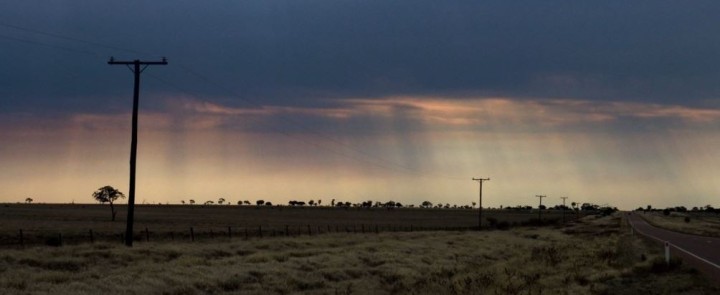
[{"x1": 628, "y1": 216, "x2": 720, "y2": 270}]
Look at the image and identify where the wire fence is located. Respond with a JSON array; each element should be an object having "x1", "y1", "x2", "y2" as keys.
[{"x1": 1, "y1": 224, "x2": 483, "y2": 249}]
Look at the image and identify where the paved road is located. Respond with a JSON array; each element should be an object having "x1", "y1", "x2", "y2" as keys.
[{"x1": 627, "y1": 213, "x2": 720, "y2": 281}]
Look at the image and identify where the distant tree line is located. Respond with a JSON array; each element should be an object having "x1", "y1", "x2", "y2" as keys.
[{"x1": 635, "y1": 205, "x2": 720, "y2": 215}]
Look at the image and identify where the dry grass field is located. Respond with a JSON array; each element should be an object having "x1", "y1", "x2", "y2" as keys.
[
  {"x1": 638, "y1": 212, "x2": 720, "y2": 237},
  {"x1": 0, "y1": 204, "x2": 573, "y2": 247},
  {"x1": 0, "y1": 213, "x2": 717, "y2": 294}
]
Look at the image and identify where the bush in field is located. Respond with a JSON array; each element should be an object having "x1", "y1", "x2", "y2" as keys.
[
  {"x1": 45, "y1": 235, "x2": 62, "y2": 247},
  {"x1": 684, "y1": 216, "x2": 690, "y2": 223},
  {"x1": 486, "y1": 217, "x2": 498, "y2": 228},
  {"x1": 496, "y1": 221, "x2": 510, "y2": 230},
  {"x1": 663, "y1": 209, "x2": 671, "y2": 216},
  {"x1": 649, "y1": 256, "x2": 682, "y2": 273},
  {"x1": 599, "y1": 206, "x2": 618, "y2": 216},
  {"x1": 92, "y1": 185, "x2": 125, "y2": 221}
]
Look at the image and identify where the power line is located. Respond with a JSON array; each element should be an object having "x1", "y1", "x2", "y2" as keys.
[
  {"x1": 0, "y1": 21, "x2": 145, "y2": 55},
  {"x1": 0, "y1": 33, "x2": 102, "y2": 57},
  {"x1": 1, "y1": 20, "x2": 469, "y2": 182}
]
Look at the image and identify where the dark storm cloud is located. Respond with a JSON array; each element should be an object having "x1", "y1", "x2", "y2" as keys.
[{"x1": 2, "y1": 0, "x2": 720, "y2": 115}]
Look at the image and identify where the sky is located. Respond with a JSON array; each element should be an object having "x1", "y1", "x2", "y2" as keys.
[{"x1": 1, "y1": 1, "x2": 720, "y2": 209}]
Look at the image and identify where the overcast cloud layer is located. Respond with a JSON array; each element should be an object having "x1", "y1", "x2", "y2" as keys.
[
  {"x1": 2, "y1": 2, "x2": 720, "y2": 208},
  {"x1": 2, "y1": 0, "x2": 720, "y2": 114}
]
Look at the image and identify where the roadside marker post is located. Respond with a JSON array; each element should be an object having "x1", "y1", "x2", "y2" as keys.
[{"x1": 665, "y1": 241, "x2": 670, "y2": 265}]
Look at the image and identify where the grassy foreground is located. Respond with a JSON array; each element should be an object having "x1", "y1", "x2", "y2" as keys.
[{"x1": 0, "y1": 215, "x2": 717, "y2": 294}]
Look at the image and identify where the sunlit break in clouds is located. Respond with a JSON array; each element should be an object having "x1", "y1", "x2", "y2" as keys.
[
  {"x1": 3, "y1": 96, "x2": 720, "y2": 209},
  {"x1": 2, "y1": 1, "x2": 720, "y2": 209}
]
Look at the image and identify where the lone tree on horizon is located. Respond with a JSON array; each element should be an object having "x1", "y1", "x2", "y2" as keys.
[
  {"x1": 25, "y1": 197, "x2": 33, "y2": 204},
  {"x1": 92, "y1": 185, "x2": 125, "y2": 221}
]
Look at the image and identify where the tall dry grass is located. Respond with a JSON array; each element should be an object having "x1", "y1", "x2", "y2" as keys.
[{"x1": 0, "y1": 215, "x2": 716, "y2": 294}]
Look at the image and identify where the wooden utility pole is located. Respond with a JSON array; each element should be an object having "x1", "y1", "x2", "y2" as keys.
[
  {"x1": 536, "y1": 195, "x2": 546, "y2": 222},
  {"x1": 108, "y1": 57, "x2": 168, "y2": 247},
  {"x1": 472, "y1": 178, "x2": 490, "y2": 230},
  {"x1": 560, "y1": 196, "x2": 568, "y2": 223}
]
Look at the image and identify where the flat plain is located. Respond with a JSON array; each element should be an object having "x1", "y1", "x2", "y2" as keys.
[
  {"x1": 0, "y1": 212, "x2": 717, "y2": 294},
  {"x1": 637, "y1": 211, "x2": 720, "y2": 237},
  {"x1": 0, "y1": 204, "x2": 572, "y2": 246}
]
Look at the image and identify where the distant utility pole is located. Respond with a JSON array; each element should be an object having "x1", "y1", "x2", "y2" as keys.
[
  {"x1": 560, "y1": 197, "x2": 568, "y2": 223},
  {"x1": 108, "y1": 57, "x2": 168, "y2": 247},
  {"x1": 472, "y1": 178, "x2": 490, "y2": 230},
  {"x1": 536, "y1": 195, "x2": 546, "y2": 222}
]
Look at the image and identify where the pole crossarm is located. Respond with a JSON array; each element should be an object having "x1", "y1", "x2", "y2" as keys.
[
  {"x1": 472, "y1": 177, "x2": 490, "y2": 230},
  {"x1": 108, "y1": 56, "x2": 167, "y2": 247},
  {"x1": 108, "y1": 57, "x2": 168, "y2": 65}
]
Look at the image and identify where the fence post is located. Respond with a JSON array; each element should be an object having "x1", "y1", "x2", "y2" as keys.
[
  {"x1": 89, "y1": 229, "x2": 94, "y2": 243},
  {"x1": 228, "y1": 226, "x2": 232, "y2": 240},
  {"x1": 258, "y1": 226, "x2": 263, "y2": 238},
  {"x1": 286, "y1": 225, "x2": 290, "y2": 237},
  {"x1": 327, "y1": 225, "x2": 331, "y2": 233},
  {"x1": 361, "y1": 224, "x2": 365, "y2": 233},
  {"x1": 308, "y1": 225, "x2": 312, "y2": 236},
  {"x1": 58, "y1": 233, "x2": 63, "y2": 247},
  {"x1": 190, "y1": 227, "x2": 195, "y2": 242},
  {"x1": 170, "y1": 232, "x2": 174, "y2": 241},
  {"x1": 120, "y1": 232, "x2": 124, "y2": 244},
  {"x1": 19, "y1": 229, "x2": 24, "y2": 248},
  {"x1": 245, "y1": 227, "x2": 248, "y2": 239},
  {"x1": 145, "y1": 227, "x2": 150, "y2": 242},
  {"x1": 410, "y1": 225, "x2": 413, "y2": 232},
  {"x1": 210, "y1": 229, "x2": 214, "y2": 239},
  {"x1": 375, "y1": 225, "x2": 379, "y2": 234}
]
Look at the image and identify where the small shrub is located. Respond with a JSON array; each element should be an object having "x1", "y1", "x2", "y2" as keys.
[
  {"x1": 496, "y1": 221, "x2": 510, "y2": 230},
  {"x1": 684, "y1": 216, "x2": 690, "y2": 223},
  {"x1": 202, "y1": 249, "x2": 232, "y2": 260},
  {"x1": 655, "y1": 256, "x2": 682, "y2": 273},
  {"x1": 235, "y1": 249, "x2": 255, "y2": 256},
  {"x1": 530, "y1": 244, "x2": 563, "y2": 266},
  {"x1": 7, "y1": 280, "x2": 27, "y2": 290},
  {"x1": 45, "y1": 236, "x2": 62, "y2": 247},
  {"x1": 217, "y1": 275, "x2": 243, "y2": 291},
  {"x1": 162, "y1": 285, "x2": 196, "y2": 295},
  {"x1": 486, "y1": 217, "x2": 498, "y2": 228}
]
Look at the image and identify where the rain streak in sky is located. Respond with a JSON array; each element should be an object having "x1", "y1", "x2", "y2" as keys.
[{"x1": 2, "y1": 1, "x2": 720, "y2": 209}]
